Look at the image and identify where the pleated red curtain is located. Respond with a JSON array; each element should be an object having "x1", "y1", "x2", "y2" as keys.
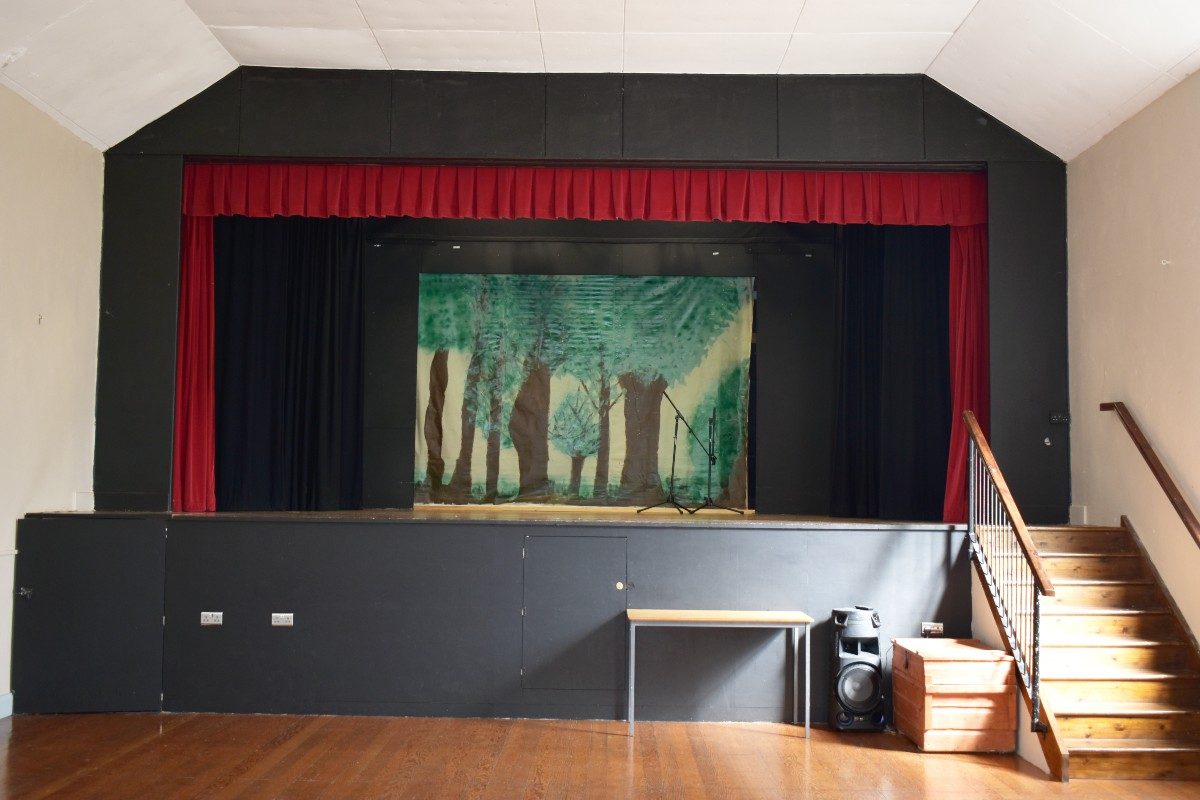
[
  {"x1": 173, "y1": 215, "x2": 216, "y2": 511},
  {"x1": 945, "y1": 224, "x2": 990, "y2": 522},
  {"x1": 174, "y1": 163, "x2": 989, "y2": 518}
]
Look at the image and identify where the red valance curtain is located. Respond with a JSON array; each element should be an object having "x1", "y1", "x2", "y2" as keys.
[{"x1": 175, "y1": 163, "x2": 988, "y2": 519}]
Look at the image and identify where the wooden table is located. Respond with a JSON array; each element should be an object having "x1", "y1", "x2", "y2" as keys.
[{"x1": 626, "y1": 608, "x2": 814, "y2": 737}]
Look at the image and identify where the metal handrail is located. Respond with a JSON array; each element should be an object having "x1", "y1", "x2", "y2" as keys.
[{"x1": 964, "y1": 410, "x2": 1054, "y2": 732}]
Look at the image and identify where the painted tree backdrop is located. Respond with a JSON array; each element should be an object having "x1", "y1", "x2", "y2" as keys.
[{"x1": 415, "y1": 274, "x2": 752, "y2": 506}]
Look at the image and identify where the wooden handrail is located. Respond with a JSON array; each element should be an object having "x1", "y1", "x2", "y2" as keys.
[
  {"x1": 963, "y1": 411, "x2": 1056, "y2": 596},
  {"x1": 1101, "y1": 402, "x2": 1200, "y2": 549}
]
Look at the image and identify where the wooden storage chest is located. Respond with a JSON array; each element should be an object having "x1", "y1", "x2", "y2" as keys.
[{"x1": 892, "y1": 638, "x2": 1016, "y2": 753}]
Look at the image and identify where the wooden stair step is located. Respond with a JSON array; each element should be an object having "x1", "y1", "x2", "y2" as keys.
[
  {"x1": 1028, "y1": 526, "x2": 1126, "y2": 533},
  {"x1": 1039, "y1": 553, "x2": 1148, "y2": 581},
  {"x1": 1055, "y1": 700, "x2": 1200, "y2": 717},
  {"x1": 1042, "y1": 641, "x2": 1193, "y2": 672},
  {"x1": 1067, "y1": 741, "x2": 1200, "y2": 780},
  {"x1": 1043, "y1": 605, "x2": 1167, "y2": 615},
  {"x1": 1054, "y1": 577, "x2": 1155, "y2": 585},
  {"x1": 1042, "y1": 672, "x2": 1200, "y2": 705},
  {"x1": 1067, "y1": 737, "x2": 1200, "y2": 753},
  {"x1": 1046, "y1": 578, "x2": 1164, "y2": 608},
  {"x1": 1043, "y1": 635, "x2": 1186, "y2": 647},
  {"x1": 1055, "y1": 700, "x2": 1200, "y2": 737},
  {"x1": 1042, "y1": 607, "x2": 1180, "y2": 638},
  {"x1": 1030, "y1": 527, "x2": 1135, "y2": 554},
  {"x1": 1042, "y1": 665, "x2": 1199, "y2": 681}
]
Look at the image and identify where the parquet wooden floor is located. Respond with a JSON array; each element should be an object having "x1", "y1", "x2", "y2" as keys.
[{"x1": 2, "y1": 714, "x2": 1199, "y2": 799}]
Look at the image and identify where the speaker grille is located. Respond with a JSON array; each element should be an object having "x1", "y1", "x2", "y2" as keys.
[{"x1": 836, "y1": 663, "x2": 882, "y2": 714}]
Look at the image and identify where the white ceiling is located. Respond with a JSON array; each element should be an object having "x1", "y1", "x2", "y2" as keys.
[{"x1": 2, "y1": 0, "x2": 1199, "y2": 159}]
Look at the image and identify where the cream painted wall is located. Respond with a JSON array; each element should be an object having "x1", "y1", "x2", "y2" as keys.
[
  {"x1": 0, "y1": 85, "x2": 103, "y2": 702},
  {"x1": 1068, "y1": 71, "x2": 1200, "y2": 640}
]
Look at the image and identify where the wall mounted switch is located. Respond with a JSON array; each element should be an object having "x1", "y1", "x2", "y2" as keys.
[
  {"x1": 200, "y1": 611, "x2": 223, "y2": 626},
  {"x1": 271, "y1": 612, "x2": 294, "y2": 627}
]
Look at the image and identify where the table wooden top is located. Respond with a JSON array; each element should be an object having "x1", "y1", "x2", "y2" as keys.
[{"x1": 627, "y1": 609, "x2": 814, "y2": 625}]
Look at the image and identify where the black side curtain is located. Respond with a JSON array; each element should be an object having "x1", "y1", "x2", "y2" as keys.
[
  {"x1": 831, "y1": 225, "x2": 951, "y2": 521},
  {"x1": 214, "y1": 216, "x2": 364, "y2": 511}
]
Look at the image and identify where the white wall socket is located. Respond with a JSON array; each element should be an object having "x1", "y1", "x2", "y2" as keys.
[
  {"x1": 200, "y1": 611, "x2": 223, "y2": 626},
  {"x1": 271, "y1": 612, "x2": 294, "y2": 627}
]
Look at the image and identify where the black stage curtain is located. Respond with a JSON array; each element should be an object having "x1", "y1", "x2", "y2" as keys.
[
  {"x1": 214, "y1": 216, "x2": 364, "y2": 511},
  {"x1": 831, "y1": 225, "x2": 951, "y2": 521}
]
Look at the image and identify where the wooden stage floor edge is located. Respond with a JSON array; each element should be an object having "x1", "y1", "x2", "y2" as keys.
[{"x1": 31, "y1": 504, "x2": 965, "y2": 531}]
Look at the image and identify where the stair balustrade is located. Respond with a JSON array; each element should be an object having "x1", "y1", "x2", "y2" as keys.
[{"x1": 964, "y1": 410, "x2": 1056, "y2": 731}]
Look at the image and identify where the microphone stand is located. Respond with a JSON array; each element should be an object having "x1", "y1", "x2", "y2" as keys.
[
  {"x1": 688, "y1": 405, "x2": 744, "y2": 515},
  {"x1": 636, "y1": 404, "x2": 690, "y2": 514},
  {"x1": 636, "y1": 390, "x2": 743, "y2": 515}
]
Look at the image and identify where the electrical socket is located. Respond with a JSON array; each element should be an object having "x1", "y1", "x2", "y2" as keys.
[
  {"x1": 200, "y1": 611, "x2": 223, "y2": 626},
  {"x1": 271, "y1": 612, "x2": 294, "y2": 627},
  {"x1": 921, "y1": 621, "x2": 944, "y2": 638}
]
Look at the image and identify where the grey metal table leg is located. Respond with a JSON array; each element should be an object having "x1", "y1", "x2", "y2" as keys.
[
  {"x1": 627, "y1": 622, "x2": 636, "y2": 736},
  {"x1": 792, "y1": 626, "x2": 799, "y2": 725},
  {"x1": 804, "y1": 622, "x2": 810, "y2": 738}
]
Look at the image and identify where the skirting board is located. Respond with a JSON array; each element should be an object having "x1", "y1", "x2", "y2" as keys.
[{"x1": 0, "y1": 693, "x2": 13, "y2": 719}]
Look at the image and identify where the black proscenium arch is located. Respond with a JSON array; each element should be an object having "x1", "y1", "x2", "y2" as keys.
[{"x1": 96, "y1": 70, "x2": 1068, "y2": 523}]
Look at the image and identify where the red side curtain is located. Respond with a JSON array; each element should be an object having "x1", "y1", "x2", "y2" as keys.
[
  {"x1": 174, "y1": 163, "x2": 988, "y2": 517},
  {"x1": 944, "y1": 225, "x2": 990, "y2": 522},
  {"x1": 172, "y1": 216, "x2": 216, "y2": 512}
]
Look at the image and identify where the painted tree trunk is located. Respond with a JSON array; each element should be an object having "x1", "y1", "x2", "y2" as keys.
[
  {"x1": 423, "y1": 348, "x2": 449, "y2": 500},
  {"x1": 568, "y1": 455, "x2": 585, "y2": 497},
  {"x1": 593, "y1": 374, "x2": 611, "y2": 501},
  {"x1": 618, "y1": 373, "x2": 667, "y2": 503},
  {"x1": 447, "y1": 286, "x2": 490, "y2": 502},
  {"x1": 484, "y1": 361, "x2": 504, "y2": 502},
  {"x1": 446, "y1": 347, "x2": 484, "y2": 501},
  {"x1": 719, "y1": 438, "x2": 748, "y2": 508},
  {"x1": 509, "y1": 359, "x2": 551, "y2": 498}
]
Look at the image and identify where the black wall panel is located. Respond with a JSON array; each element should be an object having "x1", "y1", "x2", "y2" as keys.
[
  {"x1": 111, "y1": 71, "x2": 242, "y2": 156},
  {"x1": 923, "y1": 78, "x2": 1056, "y2": 163},
  {"x1": 778, "y1": 76, "x2": 924, "y2": 162},
  {"x1": 163, "y1": 520, "x2": 524, "y2": 714},
  {"x1": 754, "y1": 247, "x2": 839, "y2": 514},
  {"x1": 94, "y1": 155, "x2": 183, "y2": 511},
  {"x1": 987, "y1": 161, "x2": 1070, "y2": 523},
  {"x1": 623, "y1": 75, "x2": 778, "y2": 161},
  {"x1": 240, "y1": 68, "x2": 392, "y2": 157},
  {"x1": 392, "y1": 72, "x2": 546, "y2": 158},
  {"x1": 13, "y1": 517, "x2": 165, "y2": 713},
  {"x1": 362, "y1": 243, "x2": 420, "y2": 508},
  {"x1": 522, "y1": 535, "x2": 628, "y2": 691},
  {"x1": 157, "y1": 516, "x2": 969, "y2": 721},
  {"x1": 546, "y1": 74, "x2": 623, "y2": 159}
]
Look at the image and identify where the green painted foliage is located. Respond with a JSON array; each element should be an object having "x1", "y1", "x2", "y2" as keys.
[
  {"x1": 418, "y1": 273, "x2": 481, "y2": 351},
  {"x1": 685, "y1": 359, "x2": 751, "y2": 500},
  {"x1": 549, "y1": 389, "x2": 600, "y2": 458}
]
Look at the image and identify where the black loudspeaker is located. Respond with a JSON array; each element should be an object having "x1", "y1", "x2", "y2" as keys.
[{"x1": 831, "y1": 606, "x2": 887, "y2": 731}]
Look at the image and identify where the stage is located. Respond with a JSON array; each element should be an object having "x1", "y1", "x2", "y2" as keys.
[{"x1": 14, "y1": 508, "x2": 970, "y2": 723}]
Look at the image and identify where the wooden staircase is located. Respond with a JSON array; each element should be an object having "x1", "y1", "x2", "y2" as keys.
[{"x1": 1032, "y1": 521, "x2": 1200, "y2": 780}]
